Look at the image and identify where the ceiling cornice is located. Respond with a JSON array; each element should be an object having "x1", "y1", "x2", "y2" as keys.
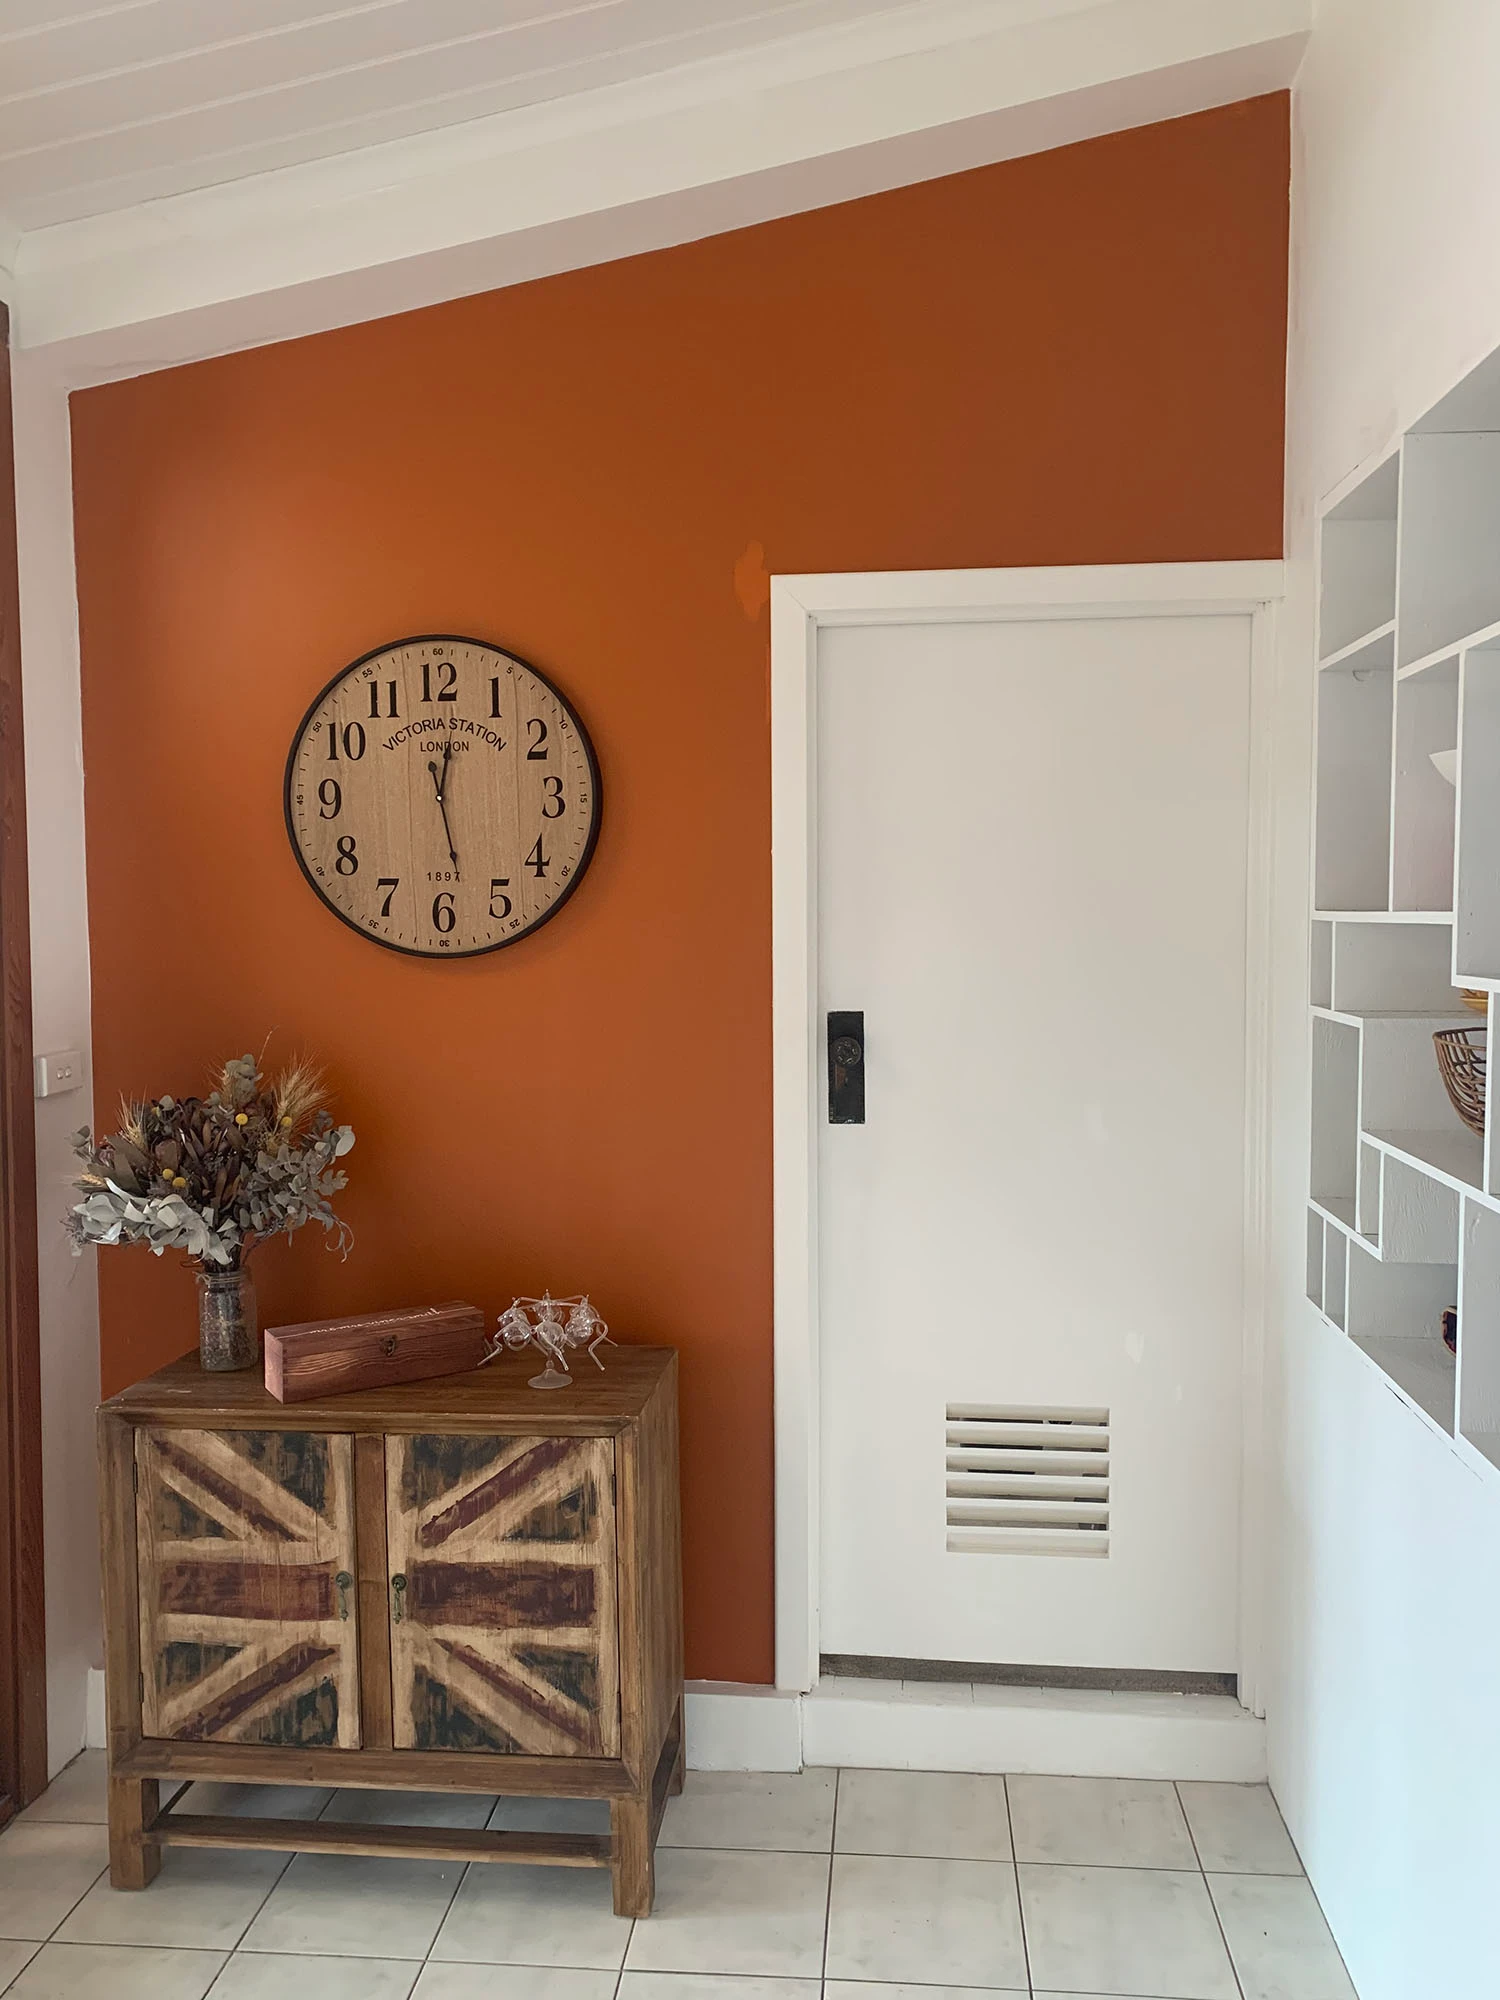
[{"x1": 11, "y1": 0, "x2": 1309, "y2": 371}]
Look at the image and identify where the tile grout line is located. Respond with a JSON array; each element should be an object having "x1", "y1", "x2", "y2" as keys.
[
  {"x1": 9, "y1": 1807, "x2": 1307, "y2": 1866},
  {"x1": 222, "y1": 1830, "x2": 295, "y2": 1957},
  {"x1": 1001, "y1": 1772, "x2": 1035, "y2": 1998},
  {"x1": 610, "y1": 1839, "x2": 634, "y2": 2000},
  {"x1": 415, "y1": 1835, "x2": 473, "y2": 1987},
  {"x1": 0, "y1": 1939, "x2": 40, "y2": 2000},
  {"x1": 1174, "y1": 1779, "x2": 1247, "y2": 2000},
  {"x1": 39, "y1": 1852, "x2": 112, "y2": 1952},
  {"x1": 820, "y1": 1766, "x2": 840, "y2": 1994},
  {"x1": 763, "y1": 1847, "x2": 1306, "y2": 1871},
  {"x1": 217, "y1": 1788, "x2": 480, "y2": 1987},
  {"x1": 1234, "y1": 1781, "x2": 1363, "y2": 1994},
  {"x1": 199, "y1": 1943, "x2": 238, "y2": 1997}
]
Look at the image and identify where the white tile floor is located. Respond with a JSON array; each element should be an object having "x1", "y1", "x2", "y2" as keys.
[{"x1": 0, "y1": 1753, "x2": 1359, "y2": 2000}]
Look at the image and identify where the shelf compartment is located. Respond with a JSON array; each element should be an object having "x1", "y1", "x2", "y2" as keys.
[
  {"x1": 1328, "y1": 919, "x2": 1455, "y2": 1012},
  {"x1": 1315, "y1": 659, "x2": 1394, "y2": 913},
  {"x1": 1412, "y1": 343, "x2": 1500, "y2": 435},
  {"x1": 1378, "y1": 1153, "x2": 1460, "y2": 1263},
  {"x1": 1459, "y1": 1200, "x2": 1500, "y2": 1473},
  {"x1": 1366, "y1": 1127, "x2": 1484, "y2": 1198},
  {"x1": 1398, "y1": 625, "x2": 1500, "y2": 682},
  {"x1": 1313, "y1": 909, "x2": 1452, "y2": 924},
  {"x1": 1391, "y1": 655, "x2": 1457, "y2": 912},
  {"x1": 1310, "y1": 1192, "x2": 1358, "y2": 1235},
  {"x1": 1310, "y1": 920, "x2": 1333, "y2": 1011},
  {"x1": 1320, "y1": 622, "x2": 1395, "y2": 674},
  {"x1": 1358, "y1": 1015, "x2": 1476, "y2": 1136},
  {"x1": 1324, "y1": 1226, "x2": 1348, "y2": 1331},
  {"x1": 1397, "y1": 642, "x2": 1462, "y2": 682},
  {"x1": 1481, "y1": 999, "x2": 1500, "y2": 1201},
  {"x1": 1357, "y1": 1140, "x2": 1382, "y2": 1241},
  {"x1": 1347, "y1": 1238, "x2": 1457, "y2": 1433},
  {"x1": 1319, "y1": 455, "x2": 1398, "y2": 661},
  {"x1": 1311, "y1": 1017, "x2": 1360, "y2": 1208},
  {"x1": 1397, "y1": 433, "x2": 1500, "y2": 667},
  {"x1": 1455, "y1": 640, "x2": 1500, "y2": 984},
  {"x1": 1306, "y1": 1209, "x2": 1324, "y2": 1312}
]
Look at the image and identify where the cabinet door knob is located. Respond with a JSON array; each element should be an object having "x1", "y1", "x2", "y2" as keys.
[
  {"x1": 391, "y1": 1573, "x2": 407, "y2": 1623},
  {"x1": 335, "y1": 1571, "x2": 353, "y2": 1621}
]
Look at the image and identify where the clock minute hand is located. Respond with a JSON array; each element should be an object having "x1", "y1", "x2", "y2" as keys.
[{"x1": 427, "y1": 754, "x2": 461, "y2": 880}]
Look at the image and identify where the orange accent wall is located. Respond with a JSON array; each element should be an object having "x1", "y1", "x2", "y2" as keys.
[{"x1": 71, "y1": 96, "x2": 1289, "y2": 1686}]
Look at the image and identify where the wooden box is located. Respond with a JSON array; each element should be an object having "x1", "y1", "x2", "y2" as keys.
[
  {"x1": 97, "y1": 1345, "x2": 683, "y2": 1916},
  {"x1": 264, "y1": 1300, "x2": 487, "y2": 1402}
]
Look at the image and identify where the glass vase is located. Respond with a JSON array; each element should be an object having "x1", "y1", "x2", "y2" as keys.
[{"x1": 197, "y1": 1266, "x2": 259, "y2": 1372}]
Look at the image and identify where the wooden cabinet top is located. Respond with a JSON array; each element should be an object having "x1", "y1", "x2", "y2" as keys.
[{"x1": 101, "y1": 1342, "x2": 676, "y2": 1433}]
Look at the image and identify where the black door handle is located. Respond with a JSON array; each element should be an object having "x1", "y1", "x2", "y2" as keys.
[{"x1": 828, "y1": 1011, "x2": 865, "y2": 1123}]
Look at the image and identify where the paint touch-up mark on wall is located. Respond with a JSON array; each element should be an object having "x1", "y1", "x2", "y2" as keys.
[{"x1": 734, "y1": 539, "x2": 770, "y2": 622}]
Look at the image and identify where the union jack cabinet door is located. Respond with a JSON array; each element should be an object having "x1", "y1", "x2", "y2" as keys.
[
  {"x1": 385, "y1": 1433, "x2": 621, "y2": 1757},
  {"x1": 134, "y1": 1427, "x2": 360, "y2": 1748}
]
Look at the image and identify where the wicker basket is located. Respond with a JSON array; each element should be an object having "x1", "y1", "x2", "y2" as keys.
[{"x1": 1434, "y1": 1025, "x2": 1487, "y2": 1137}]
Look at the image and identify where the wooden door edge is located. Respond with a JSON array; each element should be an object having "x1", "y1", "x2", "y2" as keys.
[{"x1": 353, "y1": 1433, "x2": 394, "y2": 1750}]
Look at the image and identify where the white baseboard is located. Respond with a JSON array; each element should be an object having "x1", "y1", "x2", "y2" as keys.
[
  {"x1": 685, "y1": 1680, "x2": 804, "y2": 1771},
  {"x1": 85, "y1": 1667, "x2": 106, "y2": 1751},
  {"x1": 84, "y1": 1664, "x2": 1262, "y2": 1782},
  {"x1": 687, "y1": 1677, "x2": 1265, "y2": 1781}
]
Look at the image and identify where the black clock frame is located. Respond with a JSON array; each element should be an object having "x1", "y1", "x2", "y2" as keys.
[{"x1": 283, "y1": 632, "x2": 603, "y2": 961}]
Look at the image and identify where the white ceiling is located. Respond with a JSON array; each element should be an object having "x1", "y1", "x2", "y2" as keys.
[
  {"x1": 0, "y1": 0, "x2": 945, "y2": 231},
  {"x1": 2, "y1": 0, "x2": 1310, "y2": 355}
]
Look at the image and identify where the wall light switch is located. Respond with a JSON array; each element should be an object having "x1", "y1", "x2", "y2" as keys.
[{"x1": 35, "y1": 1050, "x2": 83, "y2": 1098}]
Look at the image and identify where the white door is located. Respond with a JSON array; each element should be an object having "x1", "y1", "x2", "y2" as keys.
[{"x1": 817, "y1": 611, "x2": 1250, "y2": 1674}]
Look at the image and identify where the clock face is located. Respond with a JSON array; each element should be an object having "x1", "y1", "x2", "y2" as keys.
[{"x1": 284, "y1": 635, "x2": 601, "y2": 958}]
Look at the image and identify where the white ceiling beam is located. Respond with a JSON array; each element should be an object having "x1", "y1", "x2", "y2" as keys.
[{"x1": 13, "y1": 0, "x2": 1309, "y2": 367}]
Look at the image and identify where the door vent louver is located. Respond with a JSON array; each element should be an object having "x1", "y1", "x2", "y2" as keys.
[{"x1": 946, "y1": 1405, "x2": 1110, "y2": 1557}]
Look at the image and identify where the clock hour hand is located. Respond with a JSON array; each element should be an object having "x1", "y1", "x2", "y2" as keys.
[{"x1": 427, "y1": 751, "x2": 460, "y2": 880}]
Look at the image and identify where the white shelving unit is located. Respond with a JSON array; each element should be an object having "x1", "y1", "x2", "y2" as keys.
[{"x1": 1310, "y1": 347, "x2": 1500, "y2": 1475}]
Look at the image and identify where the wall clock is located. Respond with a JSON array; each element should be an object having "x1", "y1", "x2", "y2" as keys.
[{"x1": 284, "y1": 634, "x2": 601, "y2": 958}]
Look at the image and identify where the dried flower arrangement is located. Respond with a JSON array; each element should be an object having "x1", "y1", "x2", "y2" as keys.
[
  {"x1": 66, "y1": 1054, "x2": 355, "y2": 1371},
  {"x1": 67, "y1": 1053, "x2": 355, "y2": 1272}
]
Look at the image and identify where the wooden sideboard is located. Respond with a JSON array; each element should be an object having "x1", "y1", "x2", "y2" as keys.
[{"x1": 97, "y1": 1344, "x2": 682, "y2": 1917}]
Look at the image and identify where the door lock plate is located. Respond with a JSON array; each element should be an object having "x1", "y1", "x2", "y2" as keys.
[{"x1": 828, "y1": 1011, "x2": 865, "y2": 1123}]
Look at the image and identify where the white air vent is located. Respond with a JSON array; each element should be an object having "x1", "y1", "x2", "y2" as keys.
[{"x1": 946, "y1": 1405, "x2": 1110, "y2": 1557}]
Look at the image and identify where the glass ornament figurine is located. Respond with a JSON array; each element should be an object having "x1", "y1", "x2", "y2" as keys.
[{"x1": 480, "y1": 1292, "x2": 612, "y2": 1390}]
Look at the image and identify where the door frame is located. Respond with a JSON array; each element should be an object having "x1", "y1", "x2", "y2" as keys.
[
  {"x1": 771, "y1": 561, "x2": 1284, "y2": 1701},
  {"x1": 0, "y1": 301, "x2": 46, "y2": 1816}
]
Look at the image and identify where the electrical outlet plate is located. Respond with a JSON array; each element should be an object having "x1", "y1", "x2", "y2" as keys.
[{"x1": 34, "y1": 1049, "x2": 83, "y2": 1098}]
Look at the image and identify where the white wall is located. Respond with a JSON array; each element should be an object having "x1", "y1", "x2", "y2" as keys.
[{"x1": 1273, "y1": 5, "x2": 1500, "y2": 1994}]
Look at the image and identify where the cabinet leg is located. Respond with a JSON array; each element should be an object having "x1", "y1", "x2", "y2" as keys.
[
  {"x1": 610, "y1": 1792, "x2": 655, "y2": 1918},
  {"x1": 668, "y1": 1698, "x2": 686, "y2": 1796},
  {"x1": 108, "y1": 1775, "x2": 162, "y2": 1890}
]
